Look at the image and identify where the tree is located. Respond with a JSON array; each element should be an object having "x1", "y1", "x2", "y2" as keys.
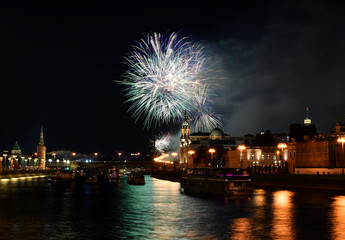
[
  {"x1": 254, "y1": 130, "x2": 276, "y2": 146},
  {"x1": 289, "y1": 124, "x2": 317, "y2": 141}
]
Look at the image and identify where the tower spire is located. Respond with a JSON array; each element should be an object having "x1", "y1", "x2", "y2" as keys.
[
  {"x1": 39, "y1": 125, "x2": 44, "y2": 146},
  {"x1": 37, "y1": 125, "x2": 46, "y2": 169},
  {"x1": 180, "y1": 110, "x2": 191, "y2": 147},
  {"x1": 304, "y1": 107, "x2": 311, "y2": 125}
]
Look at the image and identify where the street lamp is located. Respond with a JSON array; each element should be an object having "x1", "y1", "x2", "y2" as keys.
[
  {"x1": 188, "y1": 150, "x2": 195, "y2": 168},
  {"x1": 337, "y1": 137, "x2": 345, "y2": 175},
  {"x1": 278, "y1": 143, "x2": 287, "y2": 160},
  {"x1": 278, "y1": 143, "x2": 287, "y2": 172},
  {"x1": 208, "y1": 148, "x2": 216, "y2": 167},
  {"x1": 238, "y1": 145, "x2": 246, "y2": 169}
]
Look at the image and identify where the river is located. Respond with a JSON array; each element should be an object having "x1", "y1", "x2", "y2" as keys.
[{"x1": 0, "y1": 175, "x2": 344, "y2": 239}]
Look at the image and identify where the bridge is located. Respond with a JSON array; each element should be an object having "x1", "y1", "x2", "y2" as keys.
[{"x1": 46, "y1": 160, "x2": 154, "y2": 170}]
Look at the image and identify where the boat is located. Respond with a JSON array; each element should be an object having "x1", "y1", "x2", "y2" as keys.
[
  {"x1": 107, "y1": 168, "x2": 120, "y2": 181},
  {"x1": 180, "y1": 168, "x2": 252, "y2": 197},
  {"x1": 48, "y1": 171, "x2": 74, "y2": 183},
  {"x1": 127, "y1": 171, "x2": 145, "y2": 185}
]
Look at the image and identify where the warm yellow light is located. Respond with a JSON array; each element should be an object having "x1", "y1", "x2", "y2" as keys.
[
  {"x1": 118, "y1": 152, "x2": 122, "y2": 157},
  {"x1": 278, "y1": 143, "x2": 287, "y2": 149},
  {"x1": 208, "y1": 148, "x2": 216, "y2": 154},
  {"x1": 188, "y1": 150, "x2": 195, "y2": 155},
  {"x1": 94, "y1": 152, "x2": 98, "y2": 156},
  {"x1": 172, "y1": 152, "x2": 178, "y2": 157},
  {"x1": 154, "y1": 154, "x2": 174, "y2": 164},
  {"x1": 338, "y1": 137, "x2": 345, "y2": 144},
  {"x1": 72, "y1": 152, "x2": 76, "y2": 156},
  {"x1": 238, "y1": 145, "x2": 246, "y2": 151}
]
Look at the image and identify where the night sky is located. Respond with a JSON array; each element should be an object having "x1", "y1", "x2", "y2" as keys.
[{"x1": 1, "y1": 1, "x2": 345, "y2": 155}]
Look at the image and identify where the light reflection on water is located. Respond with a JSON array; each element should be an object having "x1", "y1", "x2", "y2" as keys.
[
  {"x1": 330, "y1": 196, "x2": 345, "y2": 240},
  {"x1": 271, "y1": 191, "x2": 295, "y2": 239},
  {"x1": 0, "y1": 176, "x2": 344, "y2": 239}
]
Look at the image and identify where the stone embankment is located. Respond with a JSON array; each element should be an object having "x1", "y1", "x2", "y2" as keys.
[
  {"x1": 150, "y1": 171, "x2": 345, "y2": 192},
  {"x1": 250, "y1": 174, "x2": 345, "y2": 192},
  {"x1": 0, "y1": 170, "x2": 50, "y2": 179}
]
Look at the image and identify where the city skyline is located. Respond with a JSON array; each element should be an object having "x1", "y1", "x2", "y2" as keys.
[{"x1": 1, "y1": 1, "x2": 345, "y2": 154}]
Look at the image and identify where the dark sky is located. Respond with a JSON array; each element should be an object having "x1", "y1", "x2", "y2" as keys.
[{"x1": 1, "y1": 1, "x2": 345, "y2": 155}]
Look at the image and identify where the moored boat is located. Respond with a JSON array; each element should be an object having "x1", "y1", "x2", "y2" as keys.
[
  {"x1": 48, "y1": 171, "x2": 74, "y2": 183},
  {"x1": 180, "y1": 168, "x2": 252, "y2": 197}
]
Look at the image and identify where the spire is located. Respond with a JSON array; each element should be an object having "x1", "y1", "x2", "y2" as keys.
[
  {"x1": 13, "y1": 141, "x2": 21, "y2": 151},
  {"x1": 304, "y1": 107, "x2": 311, "y2": 125},
  {"x1": 39, "y1": 126, "x2": 45, "y2": 146},
  {"x1": 183, "y1": 109, "x2": 188, "y2": 122},
  {"x1": 182, "y1": 110, "x2": 189, "y2": 127}
]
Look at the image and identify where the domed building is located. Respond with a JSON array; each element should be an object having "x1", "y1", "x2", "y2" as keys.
[{"x1": 179, "y1": 112, "x2": 249, "y2": 168}]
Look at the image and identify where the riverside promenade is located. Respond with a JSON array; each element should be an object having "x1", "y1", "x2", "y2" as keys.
[
  {"x1": 0, "y1": 170, "x2": 50, "y2": 180},
  {"x1": 151, "y1": 170, "x2": 345, "y2": 192}
]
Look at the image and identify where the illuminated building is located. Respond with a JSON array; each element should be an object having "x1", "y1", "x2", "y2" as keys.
[
  {"x1": 288, "y1": 122, "x2": 345, "y2": 175},
  {"x1": 226, "y1": 145, "x2": 288, "y2": 172}
]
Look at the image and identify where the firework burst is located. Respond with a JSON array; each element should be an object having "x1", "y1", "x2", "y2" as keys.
[
  {"x1": 119, "y1": 32, "x2": 221, "y2": 130},
  {"x1": 153, "y1": 133, "x2": 171, "y2": 154}
]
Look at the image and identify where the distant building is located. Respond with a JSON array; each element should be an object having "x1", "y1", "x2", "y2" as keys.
[{"x1": 288, "y1": 121, "x2": 345, "y2": 175}]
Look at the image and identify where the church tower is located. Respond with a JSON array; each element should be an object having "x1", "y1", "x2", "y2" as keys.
[
  {"x1": 304, "y1": 107, "x2": 312, "y2": 126},
  {"x1": 180, "y1": 110, "x2": 191, "y2": 147},
  {"x1": 37, "y1": 126, "x2": 46, "y2": 169}
]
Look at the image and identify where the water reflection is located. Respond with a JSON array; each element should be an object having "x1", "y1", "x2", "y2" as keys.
[
  {"x1": 0, "y1": 176, "x2": 345, "y2": 239},
  {"x1": 330, "y1": 195, "x2": 345, "y2": 240},
  {"x1": 230, "y1": 217, "x2": 252, "y2": 240},
  {"x1": 271, "y1": 190, "x2": 296, "y2": 239}
]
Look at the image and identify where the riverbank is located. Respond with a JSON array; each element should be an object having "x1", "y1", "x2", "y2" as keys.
[
  {"x1": 251, "y1": 174, "x2": 345, "y2": 192},
  {"x1": 150, "y1": 171, "x2": 345, "y2": 192},
  {"x1": 0, "y1": 171, "x2": 50, "y2": 180}
]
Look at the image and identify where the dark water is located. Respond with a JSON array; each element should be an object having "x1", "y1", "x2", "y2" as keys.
[{"x1": 0, "y1": 176, "x2": 345, "y2": 239}]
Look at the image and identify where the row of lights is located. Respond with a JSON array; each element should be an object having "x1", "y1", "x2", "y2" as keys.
[{"x1": 154, "y1": 152, "x2": 178, "y2": 164}]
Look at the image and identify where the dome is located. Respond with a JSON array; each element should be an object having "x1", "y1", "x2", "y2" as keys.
[{"x1": 209, "y1": 127, "x2": 224, "y2": 137}]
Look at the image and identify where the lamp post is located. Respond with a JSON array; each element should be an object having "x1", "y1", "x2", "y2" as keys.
[
  {"x1": 337, "y1": 137, "x2": 345, "y2": 175},
  {"x1": 188, "y1": 150, "x2": 195, "y2": 168},
  {"x1": 208, "y1": 148, "x2": 215, "y2": 167},
  {"x1": 238, "y1": 145, "x2": 246, "y2": 169}
]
